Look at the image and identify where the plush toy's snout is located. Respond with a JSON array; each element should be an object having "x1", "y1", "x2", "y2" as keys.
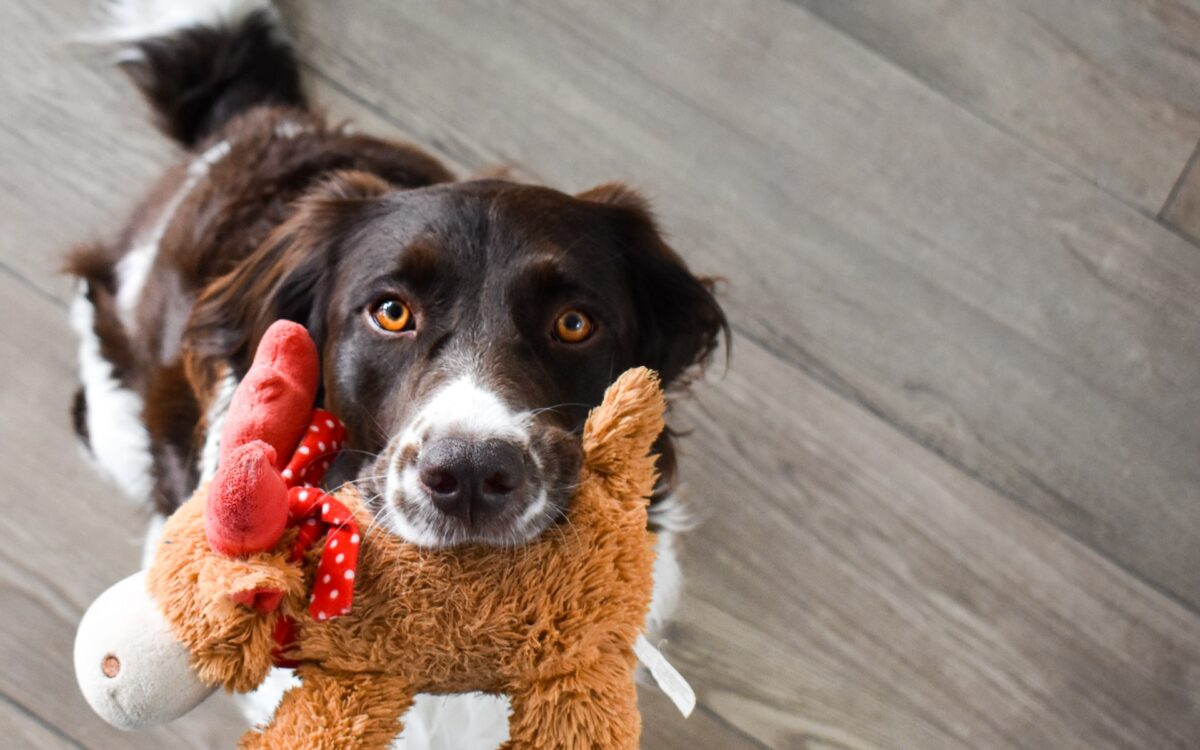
[{"x1": 73, "y1": 572, "x2": 216, "y2": 729}]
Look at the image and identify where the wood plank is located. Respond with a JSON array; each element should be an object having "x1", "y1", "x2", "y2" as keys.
[
  {"x1": 660, "y1": 340, "x2": 1200, "y2": 749},
  {"x1": 792, "y1": 0, "x2": 1200, "y2": 213},
  {"x1": 292, "y1": 0, "x2": 1200, "y2": 611},
  {"x1": 0, "y1": 272, "x2": 244, "y2": 748},
  {"x1": 0, "y1": 0, "x2": 176, "y2": 302}
]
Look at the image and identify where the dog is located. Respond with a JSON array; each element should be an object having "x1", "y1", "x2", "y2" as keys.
[{"x1": 68, "y1": 0, "x2": 726, "y2": 745}]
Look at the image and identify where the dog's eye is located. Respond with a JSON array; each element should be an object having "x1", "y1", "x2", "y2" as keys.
[
  {"x1": 553, "y1": 309, "x2": 594, "y2": 343},
  {"x1": 371, "y1": 299, "x2": 414, "y2": 333}
]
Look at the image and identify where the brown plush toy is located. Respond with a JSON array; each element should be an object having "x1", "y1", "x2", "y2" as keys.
[{"x1": 76, "y1": 320, "x2": 668, "y2": 749}]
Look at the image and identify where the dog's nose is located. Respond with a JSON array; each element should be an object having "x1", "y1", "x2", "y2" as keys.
[{"x1": 418, "y1": 438, "x2": 526, "y2": 524}]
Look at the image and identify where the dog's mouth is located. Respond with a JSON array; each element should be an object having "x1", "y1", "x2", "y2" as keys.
[
  {"x1": 363, "y1": 375, "x2": 583, "y2": 547},
  {"x1": 379, "y1": 461, "x2": 551, "y2": 547}
]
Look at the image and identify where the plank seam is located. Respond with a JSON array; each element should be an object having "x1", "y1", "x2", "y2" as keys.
[
  {"x1": 779, "y1": 0, "x2": 1200, "y2": 251},
  {"x1": 1158, "y1": 137, "x2": 1200, "y2": 222},
  {"x1": 694, "y1": 702, "x2": 773, "y2": 750}
]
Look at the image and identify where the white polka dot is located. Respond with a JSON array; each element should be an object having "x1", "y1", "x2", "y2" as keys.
[
  {"x1": 318, "y1": 441, "x2": 326, "y2": 452},
  {"x1": 344, "y1": 570, "x2": 355, "y2": 580},
  {"x1": 342, "y1": 607, "x2": 350, "y2": 615},
  {"x1": 298, "y1": 490, "x2": 309, "y2": 501},
  {"x1": 332, "y1": 518, "x2": 341, "y2": 525},
  {"x1": 329, "y1": 539, "x2": 338, "y2": 549},
  {"x1": 317, "y1": 611, "x2": 327, "y2": 621},
  {"x1": 350, "y1": 534, "x2": 360, "y2": 544},
  {"x1": 335, "y1": 553, "x2": 344, "y2": 564},
  {"x1": 330, "y1": 589, "x2": 339, "y2": 600},
  {"x1": 322, "y1": 502, "x2": 330, "y2": 514},
  {"x1": 282, "y1": 469, "x2": 293, "y2": 479},
  {"x1": 306, "y1": 518, "x2": 317, "y2": 526},
  {"x1": 299, "y1": 446, "x2": 310, "y2": 455},
  {"x1": 310, "y1": 425, "x2": 319, "y2": 432},
  {"x1": 323, "y1": 574, "x2": 330, "y2": 584},
  {"x1": 326, "y1": 419, "x2": 335, "y2": 428},
  {"x1": 332, "y1": 441, "x2": 340, "y2": 450}
]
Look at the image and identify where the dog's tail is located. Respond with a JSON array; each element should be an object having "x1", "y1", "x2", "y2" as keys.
[{"x1": 92, "y1": 0, "x2": 306, "y2": 148}]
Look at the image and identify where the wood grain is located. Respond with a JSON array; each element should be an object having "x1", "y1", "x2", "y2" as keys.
[
  {"x1": 291, "y1": 0, "x2": 1200, "y2": 611},
  {"x1": 792, "y1": 0, "x2": 1200, "y2": 213}
]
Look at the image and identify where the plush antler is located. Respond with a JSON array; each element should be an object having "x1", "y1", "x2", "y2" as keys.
[{"x1": 205, "y1": 321, "x2": 320, "y2": 558}]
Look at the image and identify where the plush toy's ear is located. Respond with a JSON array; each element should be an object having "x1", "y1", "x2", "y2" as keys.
[{"x1": 582, "y1": 367, "x2": 666, "y2": 483}]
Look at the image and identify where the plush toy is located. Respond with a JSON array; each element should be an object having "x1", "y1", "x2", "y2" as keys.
[{"x1": 74, "y1": 320, "x2": 674, "y2": 749}]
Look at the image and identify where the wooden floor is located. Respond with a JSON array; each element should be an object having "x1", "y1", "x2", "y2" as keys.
[{"x1": 2, "y1": 1, "x2": 1200, "y2": 747}]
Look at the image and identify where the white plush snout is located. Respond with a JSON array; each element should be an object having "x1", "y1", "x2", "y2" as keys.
[{"x1": 74, "y1": 571, "x2": 216, "y2": 729}]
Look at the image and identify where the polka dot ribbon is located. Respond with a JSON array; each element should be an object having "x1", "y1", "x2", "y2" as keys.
[{"x1": 278, "y1": 409, "x2": 360, "y2": 622}]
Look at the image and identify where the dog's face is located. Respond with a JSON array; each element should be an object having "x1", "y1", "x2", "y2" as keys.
[{"x1": 190, "y1": 174, "x2": 725, "y2": 547}]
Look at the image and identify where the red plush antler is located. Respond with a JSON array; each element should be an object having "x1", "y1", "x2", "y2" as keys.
[{"x1": 205, "y1": 321, "x2": 319, "y2": 557}]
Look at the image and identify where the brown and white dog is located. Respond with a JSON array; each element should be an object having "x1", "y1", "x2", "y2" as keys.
[{"x1": 69, "y1": 0, "x2": 726, "y2": 744}]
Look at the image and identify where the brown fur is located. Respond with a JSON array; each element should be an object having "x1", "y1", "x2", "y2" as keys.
[{"x1": 147, "y1": 367, "x2": 665, "y2": 749}]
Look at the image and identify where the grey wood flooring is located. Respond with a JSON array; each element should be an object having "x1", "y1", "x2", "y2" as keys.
[{"x1": 2, "y1": 1, "x2": 1199, "y2": 748}]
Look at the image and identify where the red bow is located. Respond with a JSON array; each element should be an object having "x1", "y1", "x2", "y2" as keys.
[{"x1": 279, "y1": 409, "x2": 359, "y2": 621}]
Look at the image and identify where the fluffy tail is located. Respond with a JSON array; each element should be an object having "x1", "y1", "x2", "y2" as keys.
[{"x1": 96, "y1": 0, "x2": 306, "y2": 147}]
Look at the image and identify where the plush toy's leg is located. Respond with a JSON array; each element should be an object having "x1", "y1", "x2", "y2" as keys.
[
  {"x1": 501, "y1": 655, "x2": 641, "y2": 750},
  {"x1": 239, "y1": 669, "x2": 414, "y2": 750}
]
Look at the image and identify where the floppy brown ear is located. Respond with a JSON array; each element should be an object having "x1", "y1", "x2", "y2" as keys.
[
  {"x1": 576, "y1": 182, "x2": 728, "y2": 388},
  {"x1": 184, "y1": 170, "x2": 391, "y2": 388}
]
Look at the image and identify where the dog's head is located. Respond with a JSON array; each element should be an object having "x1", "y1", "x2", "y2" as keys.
[{"x1": 188, "y1": 172, "x2": 726, "y2": 546}]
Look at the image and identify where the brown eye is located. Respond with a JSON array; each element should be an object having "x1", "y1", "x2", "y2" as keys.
[
  {"x1": 371, "y1": 299, "x2": 414, "y2": 333},
  {"x1": 554, "y1": 309, "x2": 594, "y2": 343}
]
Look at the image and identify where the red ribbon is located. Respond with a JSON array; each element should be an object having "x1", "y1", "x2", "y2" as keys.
[{"x1": 270, "y1": 409, "x2": 359, "y2": 665}]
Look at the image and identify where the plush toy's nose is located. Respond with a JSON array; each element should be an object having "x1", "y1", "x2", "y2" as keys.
[{"x1": 418, "y1": 438, "x2": 527, "y2": 525}]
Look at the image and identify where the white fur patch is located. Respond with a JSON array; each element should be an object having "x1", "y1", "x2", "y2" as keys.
[
  {"x1": 646, "y1": 494, "x2": 692, "y2": 632},
  {"x1": 199, "y1": 369, "x2": 238, "y2": 482},
  {"x1": 383, "y1": 463, "x2": 444, "y2": 547},
  {"x1": 140, "y1": 514, "x2": 166, "y2": 570},
  {"x1": 647, "y1": 530, "x2": 682, "y2": 634},
  {"x1": 236, "y1": 672, "x2": 511, "y2": 750},
  {"x1": 90, "y1": 0, "x2": 275, "y2": 43},
  {"x1": 115, "y1": 138, "x2": 232, "y2": 330},
  {"x1": 70, "y1": 284, "x2": 155, "y2": 505},
  {"x1": 400, "y1": 374, "x2": 530, "y2": 450},
  {"x1": 648, "y1": 491, "x2": 696, "y2": 535}
]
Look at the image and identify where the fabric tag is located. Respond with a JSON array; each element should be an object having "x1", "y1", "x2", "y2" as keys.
[{"x1": 634, "y1": 634, "x2": 696, "y2": 717}]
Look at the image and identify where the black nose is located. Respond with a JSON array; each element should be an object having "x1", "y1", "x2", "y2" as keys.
[{"x1": 418, "y1": 438, "x2": 527, "y2": 525}]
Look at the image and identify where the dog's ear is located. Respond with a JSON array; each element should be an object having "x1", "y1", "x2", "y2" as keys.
[
  {"x1": 577, "y1": 183, "x2": 729, "y2": 387},
  {"x1": 185, "y1": 171, "x2": 391, "y2": 387}
]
